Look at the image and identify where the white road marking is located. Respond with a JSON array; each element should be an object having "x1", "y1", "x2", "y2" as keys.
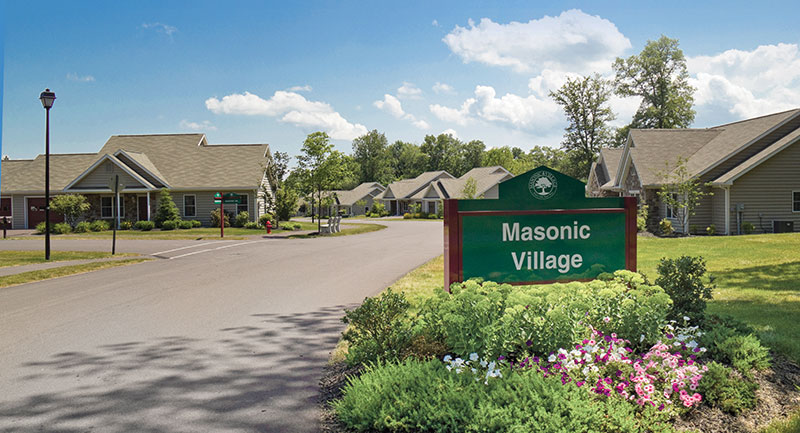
[
  {"x1": 168, "y1": 241, "x2": 262, "y2": 259},
  {"x1": 152, "y1": 241, "x2": 235, "y2": 256}
]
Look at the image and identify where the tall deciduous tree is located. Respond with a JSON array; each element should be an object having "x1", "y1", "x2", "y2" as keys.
[
  {"x1": 296, "y1": 132, "x2": 345, "y2": 233},
  {"x1": 421, "y1": 133, "x2": 461, "y2": 175},
  {"x1": 613, "y1": 35, "x2": 695, "y2": 140},
  {"x1": 50, "y1": 194, "x2": 90, "y2": 228},
  {"x1": 657, "y1": 157, "x2": 712, "y2": 235},
  {"x1": 352, "y1": 130, "x2": 393, "y2": 185},
  {"x1": 263, "y1": 150, "x2": 290, "y2": 214},
  {"x1": 550, "y1": 74, "x2": 616, "y2": 180},
  {"x1": 389, "y1": 140, "x2": 428, "y2": 179}
]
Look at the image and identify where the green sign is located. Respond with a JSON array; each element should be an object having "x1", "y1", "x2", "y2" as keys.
[
  {"x1": 214, "y1": 193, "x2": 241, "y2": 204},
  {"x1": 444, "y1": 166, "x2": 636, "y2": 289}
]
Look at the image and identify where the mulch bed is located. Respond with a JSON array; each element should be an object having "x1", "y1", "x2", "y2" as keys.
[{"x1": 319, "y1": 354, "x2": 800, "y2": 433}]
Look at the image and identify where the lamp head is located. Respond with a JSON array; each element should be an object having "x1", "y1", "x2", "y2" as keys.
[{"x1": 39, "y1": 89, "x2": 56, "y2": 109}]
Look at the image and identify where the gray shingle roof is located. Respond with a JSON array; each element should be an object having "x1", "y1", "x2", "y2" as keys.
[
  {"x1": 433, "y1": 166, "x2": 512, "y2": 199},
  {"x1": 378, "y1": 170, "x2": 454, "y2": 200},
  {"x1": 712, "y1": 125, "x2": 800, "y2": 185},
  {"x1": 597, "y1": 148, "x2": 623, "y2": 188},
  {"x1": 332, "y1": 182, "x2": 385, "y2": 206}
]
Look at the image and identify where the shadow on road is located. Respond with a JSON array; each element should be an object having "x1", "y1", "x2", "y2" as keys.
[{"x1": 0, "y1": 304, "x2": 357, "y2": 433}]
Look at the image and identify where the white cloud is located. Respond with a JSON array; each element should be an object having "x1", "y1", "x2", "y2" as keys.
[
  {"x1": 374, "y1": 94, "x2": 430, "y2": 130},
  {"x1": 397, "y1": 81, "x2": 423, "y2": 99},
  {"x1": 432, "y1": 82, "x2": 456, "y2": 94},
  {"x1": 180, "y1": 120, "x2": 217, "y2": 131},
  {"x1": 66, "y1": 73, "x2": 95, "y2": 82},
  {"x1": 205, "y1": 91, "x2": 367, "y2": 140},
  {"x1": 441, "y1": 128, "x2": 459, "y2": 139},
  {"x1": 141, "y1": 22, "x2": 178, "y2": 37},
  {"x1": 443, "y1": 10, "x2": 631, "y2": 74},
  {"x1": 687, "y1": 44, "x2": 800, "y2": 119},
  {"x1": 432, "y1": 19, "x2": 439, "y2": 27},
  {"x1": 374, "y1": 94, "x2": 406, "y2": 118},
  {"x1": 429, "y1": 98, "x2": 476, "y2": 126},
  {"x1": 527, "y1": 69, "x2": 580, "y2": 97},
  {"x1": 287, "y1": 85, "x2": 312, "y2": 92}
]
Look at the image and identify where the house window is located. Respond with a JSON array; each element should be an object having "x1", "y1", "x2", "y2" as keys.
[
  {"x1": 237, "y1": 194, "x2": 248, "y2": 214},
  {"x1": 665, "y1": 193, "x2": 678, "y2": 219},
  {"x1": 101, "y1": 196, "x2": 124, "y2": 218},
  {"x1": 184, "y1": 195, "x2": 196, "y2": 217},
  {"x1": 793, "y1": 191, "x2": 800, "y2": 212}
]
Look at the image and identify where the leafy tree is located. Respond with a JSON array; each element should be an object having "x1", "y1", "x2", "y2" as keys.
[
  {"x1": 262, "y1": 150, "x2": 290, "y2": 214},
  {"x1": 274, "y1": 187, "x2": 299, "y2": 221},
  {"x1": 352, "y1": 130, "x2": 394, "y2": 185},
  {"x1": 421, "y1": 133, "x2": 461, "y2": 175},
  {"x1": 336, "y1": 154, "x2": 361, "y2": 190},
  {"x1": 296, "y1": 131, "x2": 346, "y2": 232},
  {"x1": 154, "y1": 188, "x2": 180, "y2": 227},
  {"x1": 613, "y1": 35, "x2": 695, "y2": 142},
  {"x1": 657, "y1": 157, "x2": 712, "y2": 235},
  {"x1": 550, "y1": 74, "x2": 617, "y2": 179},
  {"x1": 389, "y1": 140, "x2": 428, "y2": 179},
  {"x1": 460, "y1": 177, "x2": 480, "y2": 199},
  {"x1": 456, "y1": 140, "x2": 486, "y2": 177},
  {"x1": 50, "y1": 194, "x2": 90, "y2": 228}
]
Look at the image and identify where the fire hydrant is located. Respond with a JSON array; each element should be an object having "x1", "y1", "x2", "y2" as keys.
[{"x1": 266, "y1": 220, "x2": 272, "y2": 234}]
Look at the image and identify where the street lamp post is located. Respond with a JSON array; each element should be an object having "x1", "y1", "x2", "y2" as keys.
[{"x1": 39, "y1": 89, "x2": 56, "y2": 260}]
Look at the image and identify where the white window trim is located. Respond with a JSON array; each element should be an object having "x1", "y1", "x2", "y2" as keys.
[
  {"x1": 183, "y1": 194, "x2": 197, "y2": 218},
  {"x1": 101, "y1": 196, "x2": 124, "y2": 219},
  {"x1": 237, "y1": 193, "x2": 248, "y2": 214},
  {"x1": 792, "y1": 190, "x2": 800, "y2": 213}
]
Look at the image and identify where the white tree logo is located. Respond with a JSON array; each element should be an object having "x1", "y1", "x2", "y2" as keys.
[{"x1": 528, "y1": 171, "x2": 558, "y2": 200}]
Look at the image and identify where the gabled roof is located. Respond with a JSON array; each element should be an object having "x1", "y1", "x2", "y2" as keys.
[
  {"x1": 378, "y1": 170, "x2": 453, "y2": 200},
  {"x1": 64, "y1": 153, "x2": 156, "y2": 191},
  {"x1": 333, "y1": 182, "x2": 385, "y2": 206},
  {"x1": 114, "y1": 150, "x2": 169, "y2": 187},
  {"x1": 595, "y1": 148, "x2": 623, "y2": 189},
  {"x1": 434, "y1": 166, "x2": 513, "y2": 199},
  {"x1": 627, "y1": 129, "x2": 720, "y2": 185},
  {"x1": 1, "y1": 154, "x2": 99, "y2": 192},
  {"x1": 712, "y1": 125, "x2": 800, "y2": 185}
]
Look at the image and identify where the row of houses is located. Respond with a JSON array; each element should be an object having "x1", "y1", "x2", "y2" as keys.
[
  {"x1": 0, "y1": 134, "x2": 270, "y2": 229},
  {"x1": 587, "y1": 108, "x2": 800, "y2": 235},
  {"x1": 329, "y1": 166, "x2": 513, "y2": 216}
]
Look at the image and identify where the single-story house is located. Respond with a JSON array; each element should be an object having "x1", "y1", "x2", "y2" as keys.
[
  {"x1": 587, "y1": 108, "x2": 800, "y2": 235},
  {"x1": 331, "y1": 182, "x2": 386, "y2": 216},
  {"x1": 0, "y1": 133, "x2": 270, "y2": 228},
  {"x1": 377, "y1": 170, "x2": 454, "y2": 215},
  {"x1": 432, "y1": 166, "x2": 513, "y2": 200}
]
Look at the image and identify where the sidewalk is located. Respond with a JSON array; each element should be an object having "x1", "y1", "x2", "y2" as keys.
[{"x1": 0, "y1": 255, "x2": 143, "y2": 278}]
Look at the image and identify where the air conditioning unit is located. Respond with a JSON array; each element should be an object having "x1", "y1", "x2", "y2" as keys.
[{"x1": 773, "y1": 220, "x2": 794, "y2": 233}]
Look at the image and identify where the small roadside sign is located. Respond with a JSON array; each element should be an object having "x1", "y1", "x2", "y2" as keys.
[{"x1": 215, "y1": 193, "x2": 240, "y2": 204}]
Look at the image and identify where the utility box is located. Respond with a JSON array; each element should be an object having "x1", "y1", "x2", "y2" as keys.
[{"x1": 773, "y1": 220, "x2": 794, "y2": 233}]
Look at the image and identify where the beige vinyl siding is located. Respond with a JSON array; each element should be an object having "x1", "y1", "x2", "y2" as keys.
[
  {"x1": 688, "y1": 185, "x2": 714, "y2": 230},
  {"x1": 12, "y1": 195, "x2": 25, "y2": 229},
  {"x1": 728, "y1": 139, "x2": 800, "y2": 233},
  {"x1": 711, "y1": 187, "x2": 728, "y2": 234},
  {"x1": 72, "y1": 160, "x2": 146, "y2": 190},
  {"x1": 174, "y1": 190, "x2": 253, "y2": 226},
  {"x1": 484, "y1": 184, "x2": 500, "y2": 199}
]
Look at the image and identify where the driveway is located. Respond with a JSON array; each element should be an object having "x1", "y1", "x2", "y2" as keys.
[{"x1": 0, "y1": 220, "x2": 443, "y2": 432}]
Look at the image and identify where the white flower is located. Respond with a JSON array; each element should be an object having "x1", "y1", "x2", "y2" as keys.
[
  {"x1": 683, "y1": 316, "x2": 690, "y2": 322},
  {"x1": 487, "y1": 361, "x2": 496, "y2": 370},
  {"x1": 446, "y1": 365, "x2": 452, "y2": 371},
  {"x1": 548, "y1": 354, "x2": 556, "y2": 362},
  {"x1": 640, "y1": 334, "x2": 645, "y2": 342},
  {"x1": 603, "y1": 316, "x2": 611, "y2": 323},
  {"x1": 471, "y1": 368, "x2": 477, "y2": 374},
  {"x1": 469, "y1": 353, "x2": 479, "y2": 362},
  {"x1": 480, "y1": 360, "x2": 488, "y2": 368},
  {"x1": 443, "y1": 355, "x2": 452, "y2": 363}
]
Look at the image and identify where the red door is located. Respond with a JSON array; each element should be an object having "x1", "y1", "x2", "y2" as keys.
[{"x1": 27, "y1": 198, "x2": 64, "y2": 228}]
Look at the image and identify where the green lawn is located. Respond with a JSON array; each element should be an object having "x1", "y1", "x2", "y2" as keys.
[
  {"x1": 0, "y1": 250, "x2": 137, "y2": 267},
  {"x1": 289, "y1": 222, "x2": 386, "y2": 238},
  {"x1": 27, "y1": 220, "x2": 321, "y2": 240},
  {"x1": 0, "y1": 258, "x2": 150, "y2": 289},
  {"x1": 387, "y1": 233, "x2": 800, "y2": 364}
]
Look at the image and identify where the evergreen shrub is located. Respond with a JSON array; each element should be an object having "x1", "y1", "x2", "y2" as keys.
[
  {"x1": 341, "y1": 288, "x2": 413, "y2": 366},
  {"x1": 134, "y1": 220, "x2": 155, "y2": 231},
  {"x1": 234, "y1": 211, "x2": 250, "y2": 227},
  {"x1": 698, "y1": 362, "x2": 758, "y2": 415},
  {"x1": 655, "y1": 256, "x2": 714, "y2": 323},
  {"x1": 210, "y1": 209, "x2": 230, "y2": 227},
  {"x1": 190, "y1": 220, "x2": 202, "y2": 228},
  {"x1": 74, "y1": 221, "x2": 91, "y2": 233},
  {"x1": 119, "y1": 220, "x2": 133, "y2": 230},
  {"x1": 659, "y1": 218, "x2": 674, "y2": 236},
  {"x1": 35, "y1": 222, "x2": 48, "y2": 234},
  {"x1": 161, "y1": 220, "x2": 177, "y2": 230},
  {"x1": 52, "y1": 222, "x2": 71, "y2": 234},
  {"x1": 90, "y1": 220, "x2": 109, "y2": 232},
  {"x1": 178, "y1": 220, "x2": 193, "y2": 229},
  {"x1": 154, "y1": 189, "x2": 180, "y2": 227},
  {"x1": 244, "y1": 221, "x2": 259, "y2": 229}
]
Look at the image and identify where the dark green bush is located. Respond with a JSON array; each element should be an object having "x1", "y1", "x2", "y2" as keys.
[
  {"x1": 178, "y1": 220, "x2": 193, "y2": 229},
  {"x1": 119, "y1": 220, "x2": 133, "y2": 230},
  {"x1": 134, "y1": 220, "x2": 155, "y2": 231},
  {"x1": 341, "y1": 288, "x2": 413, "y2": 366},
  {"x1": 717, "y1": 334, "x2": 771, "y2": 375},
  {"x1": 334, "y1": 359, "x2": 675, "y2": 433},
  {"x1": 258, "y1": 213, "x2": 273, "y2": 227},
  {"x1": 234, "y1": 211, "x2": 250, "y2": 227},
  {"x1": 698, "y1": 362, "x2": 758, "y2": 415},
  {"x1": 190, "y1": 220, "x2": 202, "y2": 228},
  {"x1": 244, "y1": 221, "x2": 259, "y2": 229},
  {"x1": 161, "y1": 220, "x2": 177, "y2": 230},
  {"x1": 52, "y1": 222, "x2": 71, "y2": 234},
  {"x1": 74, "y1": 221, "x2": 91, "y2": 233},
  {"x1": 742, "y1": 221, "x2": 755, "y2": 234},
  {"x1": 210, "y1": 209, "x2": 230, "y2": 227},
  {"x1": 90, "y1": 220, "x2": 110, "y2": 232},
  {"x1": 655, "y1": 256, "x2": 714, "y2": 323},
  {"x1": 154, "y1": 189, "x2": 180, "y2": 227}
]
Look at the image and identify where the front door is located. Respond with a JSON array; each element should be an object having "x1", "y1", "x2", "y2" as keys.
[
  {"x1": 138, "y1": 196, "x2": 148, "y2": 221},
  {"x1": 26, "y1": 197, "x2": 64, "y2": 228},
  {"x1": 390, "y1": 200, "x2": 397, "y2": 215}
]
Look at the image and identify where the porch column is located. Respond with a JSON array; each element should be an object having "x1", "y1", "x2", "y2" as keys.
[
  {"x1": 724, "y1": 186, "x2": 730, "y2": 235},
  {"x1": 147, "y1": 191, "x2": 151, "y2": 221},
  {"x1": 116, "y1": 194, "x2": 122, "y2": 229}
]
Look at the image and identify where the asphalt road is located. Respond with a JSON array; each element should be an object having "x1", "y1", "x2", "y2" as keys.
[{"x1": 0, "y1": 220, "x2": 443, "y2": 432}]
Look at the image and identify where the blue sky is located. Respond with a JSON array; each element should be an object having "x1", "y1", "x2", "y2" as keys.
[{"x1": 2, "y1": 1, "x2": 800, "y2": 160}]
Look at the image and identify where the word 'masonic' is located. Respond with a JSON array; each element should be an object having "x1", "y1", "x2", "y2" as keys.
[{"x1": 502, "y1": 222, "x2": 591, "y2": 242}]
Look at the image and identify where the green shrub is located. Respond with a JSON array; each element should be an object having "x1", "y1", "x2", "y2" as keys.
[
  {"x1": 244, "y1": 221, "x2": 259, "y2": 229},
  {"x1": 35, "y1": 222, "x2": 49, "y2": 234},
  {"x1": 74, "y1": 221, "x2": 91, "y2": 233},
  {"x1": 706, "y1": 224, "x2": 716, "y2": 235},
  {"x1": 742, "y1": 221, "x2": 755, "y2": 234},
  {"x1": 190, "y1": 220, "x2": 201, "y2": 228},
  {"x1": 402, "y1": 213, "x2": 411, "y2": 219},
  {"x1": 134, "y1": 220, "x2": 155, "y2": 231},
  {"x1": 428, "y1": 214, "x2": 439, "y2": 219},
  {"x1": 50, "y1": 194, "x2": 90, "y2": 228},
  {"x1": 258, "y1": 213, "x2": 273, "y2": 227},
  {"x1": 637, "y1": 205, "x2": 648, "y2": 232},
  {"x1": 119, "y1": 220, "x2": 133, "y2": 230},
  {"x1": 698, "y1": 362, "x2": 758, "y2": 415},
  {"x1": 90, "y1": 220, "x2": 109, "y2": 232},
  {"x1": 717, "y1": 334, "x2": 771, "y2": 375},
  {"x1": 334, "y1": 359, "x2": 675, "y2": 433},
  {"x1": 154, "y1": 189, "x2": 180, "y2": 227},
  {"x1": 210, "y1": 208, "x2": 230, "y2": 228},
  {"x1": 419, "y1": 271, "x2": 672, "y2": 359},
  {"x1": 370, "y1": 202, "x2": 388, "y2": 217},
  {"x1": 161, "y1": 220, "x2": 177, "y2": 230},
  {"x1": 341, "y1": 288, "x2": 414, "y2": 366},
  {"x1": 655, "y1": 256, "x2": 714, "y2": 323},
  {"x1": 52, "y1": 222, "x2": 71, "y2": 234},
  {"x1": 699, "y1": 314, "x2": 754, "y2": 362},
  {"x1": 178, "y1": 220, "x2": 193, "y2": 229},
  {"x1": 659, "y1": 218, "x2": 673, "y2": 236},
  {"x1": 234, "y1": 211, "x2": 250, "y2": 227}
]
